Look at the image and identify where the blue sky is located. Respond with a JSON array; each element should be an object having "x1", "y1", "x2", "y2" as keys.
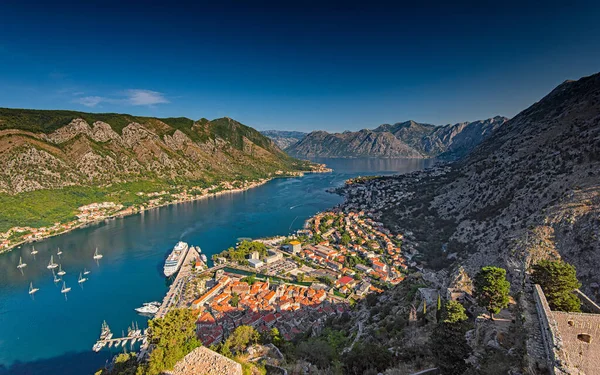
[{"x1": 1, "y1": 1, "x2": 599, "y2": 132}]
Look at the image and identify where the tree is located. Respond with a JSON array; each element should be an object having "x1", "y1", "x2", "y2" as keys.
[
  {"x1": 143, "y1": 309, "x2": 201, "y2": 375},
  {"x1": 436, "y1": 294, "x2": 442, "y2": 322},
  {"x1": 442, "y1": 301, "x2": 468, "y2": 324},
  {"x1": 224, "y1": 325, "x2": 259, "y2": 354},
  {"x1": 474, "y1": 266, "x2": 510, "y2": 320},
  {"x1": 532, "y1": 260, "x2": 581, "y2": 312},
  {"x1": 431, "y1": 322, "x2": 471, "y2": 375},
  {"x1": 296, "y1": 272, "x2": 305, "y2": 282},
  {"x1": 230, "y1": 292, "x2": 240, "y2": 307},
  {"x1": 340, "y1": 233, "x2": 351, "y2": 246}
]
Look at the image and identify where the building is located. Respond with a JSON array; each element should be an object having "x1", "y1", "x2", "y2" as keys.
[
  {"x1": 249, "y1": 251, "x2": 260, "y2": 260},
  {"x1": 288, "y1": 240, "x2": 302, "y2": 255},
  {"x1": 533, "y1": 285, "x2": 600, "y2": 374},
  {"x1": 248, "y1": 259, "x2": 264, "y2": 269},
  {"x1": 265, "y1": 251, "x2": 283, "y2": 264}
]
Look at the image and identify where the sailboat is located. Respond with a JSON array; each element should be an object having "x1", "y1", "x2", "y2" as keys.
[
  {"x1": 57, "y1": 264, "x2": 66, "y2": 276},
  {"x1": 53, "y1": 269, "x2": 61, "y2": 283},
  {"x1": 93, "y1": 248, "x2": 103, "y2": 260},
  {"x1": 57, "y1": 247, "x2": 63, "y2": 257},
  {"x1": 83, "y1": 268, "x2": 91, "y2": 275},
  {"x1": 29, "y1": 282, "x2": 39, "y2": 295},
  {"x1": 47, "y1": 255, "x2": 58, "y2": 269},
  {"x1": 31, "y1": 246, "x2": 38, "y2": 256},
  {"x1": 61, "y1": 281, "x2": 71, "y2": 294},
  {"x1": 78, "y1": 272, "x2": 88, "y2": 284},
  {"x1": 17, "y1": 257, "x2": 27, "y2": 269}
]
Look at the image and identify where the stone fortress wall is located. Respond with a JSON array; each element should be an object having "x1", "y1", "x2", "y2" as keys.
[{"x1": 533, "y1": 284, "x2": 600, "y2": 375}]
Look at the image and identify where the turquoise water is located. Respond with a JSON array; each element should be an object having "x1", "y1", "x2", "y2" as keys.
[{"x1": 0, "y1": 158, "x2": 432, "y2": 375}]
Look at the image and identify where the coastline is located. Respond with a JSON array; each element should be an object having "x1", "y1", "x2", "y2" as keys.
[{"x1": 0, "y1": 166, "x2": 332, "y2": 255}]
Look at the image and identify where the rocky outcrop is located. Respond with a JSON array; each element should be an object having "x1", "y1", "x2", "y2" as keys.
[{"x1": 163, "y1": 347, "x2": 242, "y2": 375}]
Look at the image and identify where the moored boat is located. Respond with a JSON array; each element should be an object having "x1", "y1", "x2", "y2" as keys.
[{"x1": 163, "y1": 241, "x2": 189, "y2": 277}]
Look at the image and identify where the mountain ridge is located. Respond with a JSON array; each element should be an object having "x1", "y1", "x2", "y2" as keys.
[{"x1": 285, "y1": 116, "x2": 508, "y2": 159}]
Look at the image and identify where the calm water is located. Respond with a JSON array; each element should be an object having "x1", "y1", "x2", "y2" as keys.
[{"x1": 0, "y1": 158, "x2": 432, "y2": 375}]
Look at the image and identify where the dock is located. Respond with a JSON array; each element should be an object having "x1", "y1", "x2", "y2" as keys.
[{"x1": 155, "y1": 246, "x2": 200, "y2": 318}]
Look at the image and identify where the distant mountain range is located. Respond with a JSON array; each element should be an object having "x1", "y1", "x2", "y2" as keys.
[
  {"x1": 260, "y1": 130, "x2": 307, "y2": 150},
  {"x1": 269, "y1": 117, "x2": 508, "y2": 159}
]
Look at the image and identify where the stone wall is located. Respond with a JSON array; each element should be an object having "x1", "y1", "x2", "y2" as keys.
[
  {"x1": 533, "y1": 284, "x2": 600, "y2": 374},
  {"x1": 575, "y1": 289, "x2": 600, "y2": 314},
  {"x1": 532, "y1": 285, "x2": 570, "y2": 374}
]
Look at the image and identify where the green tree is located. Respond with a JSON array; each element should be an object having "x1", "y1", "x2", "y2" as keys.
[
  {"x1": 474, "y1": 266, "x2": 510, "y2": 320},
  {"x1": 296, "y1": 272, "x2": 305, "y2": 282},
  {"x1": 532, "y1": 260, "x2": 581, "y2": 312},
  {"x1": 142, "y1": 309, "x2": 201, "y2": 375},
  {"x1": 431, "y1": 322, "x2": 471, "y2": 375},
  {"x1": 340, "y1": 233, "x2": 351, "y2": 246},
  {"x1": 442, "y1": 301, "x2": 468, "y2": 324},
  {"x1": 224, "y1": 325, "x2": 259, "y2": 354},
  {"x1": 230, "y1": 292, "x2": 240, "y2": 307}
]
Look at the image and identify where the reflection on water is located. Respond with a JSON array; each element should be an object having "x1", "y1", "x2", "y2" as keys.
[{"x1": 0, "y1": 157, "x2": 433, "y2": 375}]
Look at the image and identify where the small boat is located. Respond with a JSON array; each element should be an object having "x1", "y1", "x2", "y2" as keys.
[
  {"x1": 47, "y1": 255, "x2": 58, "y2": 269},
  {"x1": 29, "y1": 282, "x2": 39, "y2": 295},
  {"x1": 83, "y1": 268, "x2": 91, "y2": 275},
  {"x1": 31, "y1": 246, "x2": 38, "y2": 256},
  {"x1": 17, "y1": 257, "x2": 27, "y2": 269},
  {"x1": 57, "y1": 264, "x2": 66, "y2": 276},
  {"x1": 92, "y1": 341, "x2": 105, "y2": 352},
  {"x1": 135, "y1": 303, "x2": 159, "y2": 315},
  {"x1": 61, "y1": 281, "x2": 71, "y2": 294},
  {"x1": 53, "y1": 271, "x2": 61, "y2": 283},
  {"x1": 57, "y1": 247, "x2": 63, "y2": 256},
  {"x1": 201, "y1": 254, "x2": 207, "y2": 263},
  {"x1": 78, "y1": 272, "x2": 87, "y2": 284},
  {"x1": 93, "y1": 248, "x2": 103, "y2": 260}
]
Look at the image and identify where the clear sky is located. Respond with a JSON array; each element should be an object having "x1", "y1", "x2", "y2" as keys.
[{"x1": 1, "y1": 1, "x2": 599, "y2": 132}]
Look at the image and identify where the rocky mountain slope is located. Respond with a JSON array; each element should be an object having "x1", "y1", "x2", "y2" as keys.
[
  {"x1": 260, "y1": 130, "x2": 307, "y2": 150},
  {"x1": 343, "y1": 73, "x2": 600, "y2": 298},
  {"x1": 286, "y1": 117, "x2": 507, "y2": 159},
  {"x1": 0, "y1": 108, "x2": 312, "y2": 194}
]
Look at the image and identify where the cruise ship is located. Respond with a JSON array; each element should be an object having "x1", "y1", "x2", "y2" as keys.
[{"x1": 163, "y1": 241, "x2": 189, "y2": 277}]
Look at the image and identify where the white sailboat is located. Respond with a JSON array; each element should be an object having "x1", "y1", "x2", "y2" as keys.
[
  {"x1": 57, "y1": 247, "x2": 63, "y2": 257},
  {"x1": 57, "y1": 264, "x2": 66, "y2": 276},
  {"x1": 17, "y1": 257, "x2": 27, "y2": 269},
  {"x1": 47, "y1": 255, "x2": 58, "y2": 269},
  {"x1": 78, "y1": 272, "x2": 88, "y2": 284},
  {"x1": 53, "y1": 270, "x2": 61, "y2": 283},
  {"x1": 31, "y1": 246, "x2": 38, "y2": 256},
  {"x1": 28, "y1": 282, "x2": 39, "y2": 295},
  {"x1": 93, "y1": 248, "x2": 103, "y2": 260},
  {"x1": 61, "y1": 281, "x2": 71, "y2": 294},
  {"x1": 83, "y1": 268, "x2": 91, "y2": 275}
]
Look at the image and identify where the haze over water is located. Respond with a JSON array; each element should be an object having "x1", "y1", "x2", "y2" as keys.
[{"x1": 0, "y1": 158, "x2": 432, "y2": 375}]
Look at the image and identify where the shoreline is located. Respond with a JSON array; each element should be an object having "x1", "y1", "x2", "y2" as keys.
[{"x1": 0, "y1": 167, "x2": 332, "y2": 255}]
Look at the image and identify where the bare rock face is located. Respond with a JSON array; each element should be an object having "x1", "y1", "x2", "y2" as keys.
[
  {"x1": 162, "y1": 347, "x2": 242, "y2": 375},
  {"x1": 286, "y1": 117, "x2": 508, "y2": 159},
  {"x1": 46, "y1": 118, "x2": 93, "y2": 143},
  {"x1": 91, "y1": 121, "x2": 122, "y2": 143}
]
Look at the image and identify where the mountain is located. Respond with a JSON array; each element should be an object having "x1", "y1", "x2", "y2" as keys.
[
  {"x1": 0, "y1": 108, "x2": 312, "y2": 195},
  {"x1": 260, "y1": 130, "x2": 307, "y2": 149},
  {"x1": 319, "y1": 72, "x2": 600, "y2": 374},
  {"x1": 284, "y1": 129, "x2": 424, "y2": 158},
  {"x1": 286, "y1": 117, "x2": 508, "y2": 159},
  {"x1": 343, "y1": 72, "x2": 600, "y2": 295}
]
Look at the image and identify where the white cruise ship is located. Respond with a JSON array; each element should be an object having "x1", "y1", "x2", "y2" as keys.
[{"x1": 163, "y1": 241, "x2": 189, "y2": 277}]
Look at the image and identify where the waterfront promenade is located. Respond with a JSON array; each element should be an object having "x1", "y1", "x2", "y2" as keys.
[{"x1": 155, "y1": 247, "x2": 200, "y2": 318}]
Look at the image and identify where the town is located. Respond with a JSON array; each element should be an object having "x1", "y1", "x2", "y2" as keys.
[{"x1": 178, "y1": 205, "x2": 413, "y2": 347}]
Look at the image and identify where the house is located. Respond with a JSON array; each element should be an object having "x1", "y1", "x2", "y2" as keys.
[
  {"x1": 371, "y1": 260, "x2": 388, "y2": 273},
  {"x1": 265, "y1": 251, "x2": 283, "y2": 264},
  {"x1": 335, "y1": 275, "x2": 354, "y2": 288}
]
